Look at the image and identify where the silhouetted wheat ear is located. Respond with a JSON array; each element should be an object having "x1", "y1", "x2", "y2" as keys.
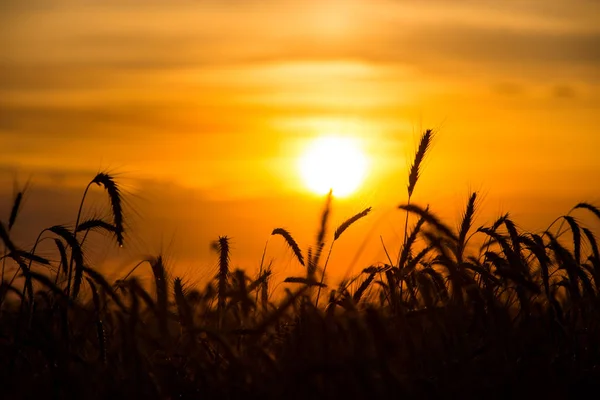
[
  {"x1": 399, "y1": 204, "x2": 458, "y2": 241},
  {"x1": 334, "y1": 207, "x2": 372, "y2": 241},
  {"x1": 173, "y1": 277, "x2": 193, "y2": 333},
  {"x1": 546, "y1": 231, "x2": 581, "y2": 299},
  {"x1": 284, "y1": 276, "x2": 325, "y2": 287},
  {"x1": 399, "y1": 212, "x2": 427, "y2": 268},
  {"x1": 313, "y1": 190, "x2": 332, "y2": 268},
  {"x1": 75, "y1": 218, "x2": 117, "y2": 234},
  {"x1": 407, "y1": 129, "x2": 434, "y2": 199},
  {"x1": 49, "y1": 225, "x2": 84, "y2": 299},
  {"x1": 353, "y1": 272, "x2": 376, "y2": 303},
  {"x1": 458, "y1": 192, "x2": 477, "y2": 246},
  {"x1": 573, "y1": 202, "x2": 600, "y2": 221},
  {"x1": 16, "y1": 250, "x2": 50, "y2": 266},
  {"x1": 260, "y1": 266, "x2": 270, "y2": 309},
  {"x1": 0, "y1": 221, "x2": 17, "y2": 254},
  {"x1": 248, "y1": 268, "x2": 272, "y2": 293},
  {"x1": 582, "y1": 228, "x2": 599, "y2": 265},
  {"x1": 0, "y1": 222, "x2": 33, "y2": 300},
  {"x1": 485, "y1": 213, "x2": 510, "y2": 233},
  {"x1": 91, "y1": 173, "x2": 124, "y2": 247},
  {"x1": 528, "y1": 233, "x2": 550, "y2": 297},
  {"x1": 151, "y1": 256, "x2": 168, "y2": 336},
  {"x1": 562, "y1": 216, "x2": 581, "y2": 264},
  {"x1": 402, "y1": 245, "x2": 431, "y2": 277},
  {"x1": 271, "y1": 228, "x2": 304, "y2": 266},
  {"x1": 214, "y1": 236, "x2": 230, "y2": 313},
  {"x1": 503, "y1": 218, "x2": 521, "y2": 253},
  {"x1": 53, "y1": 238, "x2": 69, "y2": 279},
  {"x1": 8, "y1": 191, "x2": 23, "y2": 231}
]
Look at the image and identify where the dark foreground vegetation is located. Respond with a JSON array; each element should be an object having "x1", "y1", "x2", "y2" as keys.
[{"x1": 1, "y1": 130, "x2": 600, "y2": 399}]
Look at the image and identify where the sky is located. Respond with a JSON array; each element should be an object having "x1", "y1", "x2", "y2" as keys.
[{"x1": 1, "y1": 0, "x2": 599, "y2": 286}]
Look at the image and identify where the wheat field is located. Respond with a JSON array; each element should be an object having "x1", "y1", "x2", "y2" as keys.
[{"x1": 1, "y1": 130, "x2": 599, "y2": 399}]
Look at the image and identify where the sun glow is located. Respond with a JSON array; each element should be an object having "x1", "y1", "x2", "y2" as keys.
[{"x1": 299, "y1": 136, "x2": 368, "y2": 197}]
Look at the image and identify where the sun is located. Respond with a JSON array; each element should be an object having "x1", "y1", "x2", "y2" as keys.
[{"x1": 299, "y1": 136, "x2": 368, "y2": 197}]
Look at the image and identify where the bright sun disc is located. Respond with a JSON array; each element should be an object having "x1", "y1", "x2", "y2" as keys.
[{"x1": 299, "y1": 136, "x2": 367, "y2": 197}]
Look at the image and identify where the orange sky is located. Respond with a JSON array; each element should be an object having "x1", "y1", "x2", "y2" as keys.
[{"x1": 1, "y1": 0, "x2": 599, "y2": 286}]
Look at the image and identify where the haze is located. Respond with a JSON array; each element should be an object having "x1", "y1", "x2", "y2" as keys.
[{"x1": 1, "y1": 0, "x2": 599, "y2": 284}]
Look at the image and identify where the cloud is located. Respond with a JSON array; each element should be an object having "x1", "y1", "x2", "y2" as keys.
[
  {"x1": 0, "y1": 170, "x2": 378, "y2": 282},
  {"x1": 1, "y1": 0, "x2": 599, "y2": 267},
  {"x1": 552, "y1": 85, "x2": 577, "y2": 99},
  {"x1": 3, "y1": 1, "x2": 599, "y2": 75}
]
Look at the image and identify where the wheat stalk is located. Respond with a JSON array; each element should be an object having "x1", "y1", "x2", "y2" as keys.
[
  {"x1": 90, "y1": 173, "x2": 125, "y2": 247},
  {"x1": 271, "y1": 228, "x2": 304, "y2": 266},
  {"x1": 151, "y1": 255, "x2": 169, "y2": 337},
  {"x1": 213, "y1": 236, "x2": 230, "y2": 325},
  {"x1": 400, "y1": 129, "x2": 435, "y2": 266},
  {"x1": 573, "y1": 202, "x2": 600, "y2": 221},
  {"x1": 334, "y1": 207, "x2": 372, "y2": 241},
  {"x1": 2, "y1": 189, "x2": 24, "y2": 286},
  {"x1": 407, "y1": 129, "x2": 434, "y2": 200},
  {"x1": 353, "y1": 272, "x2": 376, "y2": 304},
  {"x1": 399, "y1": 204, "x2": 458, "y2": 242},
  {"x1": 456, "y1": 192, "x2": 478, "y2": 262},
  {"x1": 49, "y1": 225, "x2": 84, "y2": 299},
  {"x1": 174, "y1": 277, "x2": 194, "y2": 335},
  {"x1": 7, "y1": 191, "x2": 23, "y2": 232}
]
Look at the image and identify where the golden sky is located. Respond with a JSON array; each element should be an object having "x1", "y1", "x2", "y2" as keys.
[{"x1": 1, "y1": 0, "x2": 599, "y2": 284}]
